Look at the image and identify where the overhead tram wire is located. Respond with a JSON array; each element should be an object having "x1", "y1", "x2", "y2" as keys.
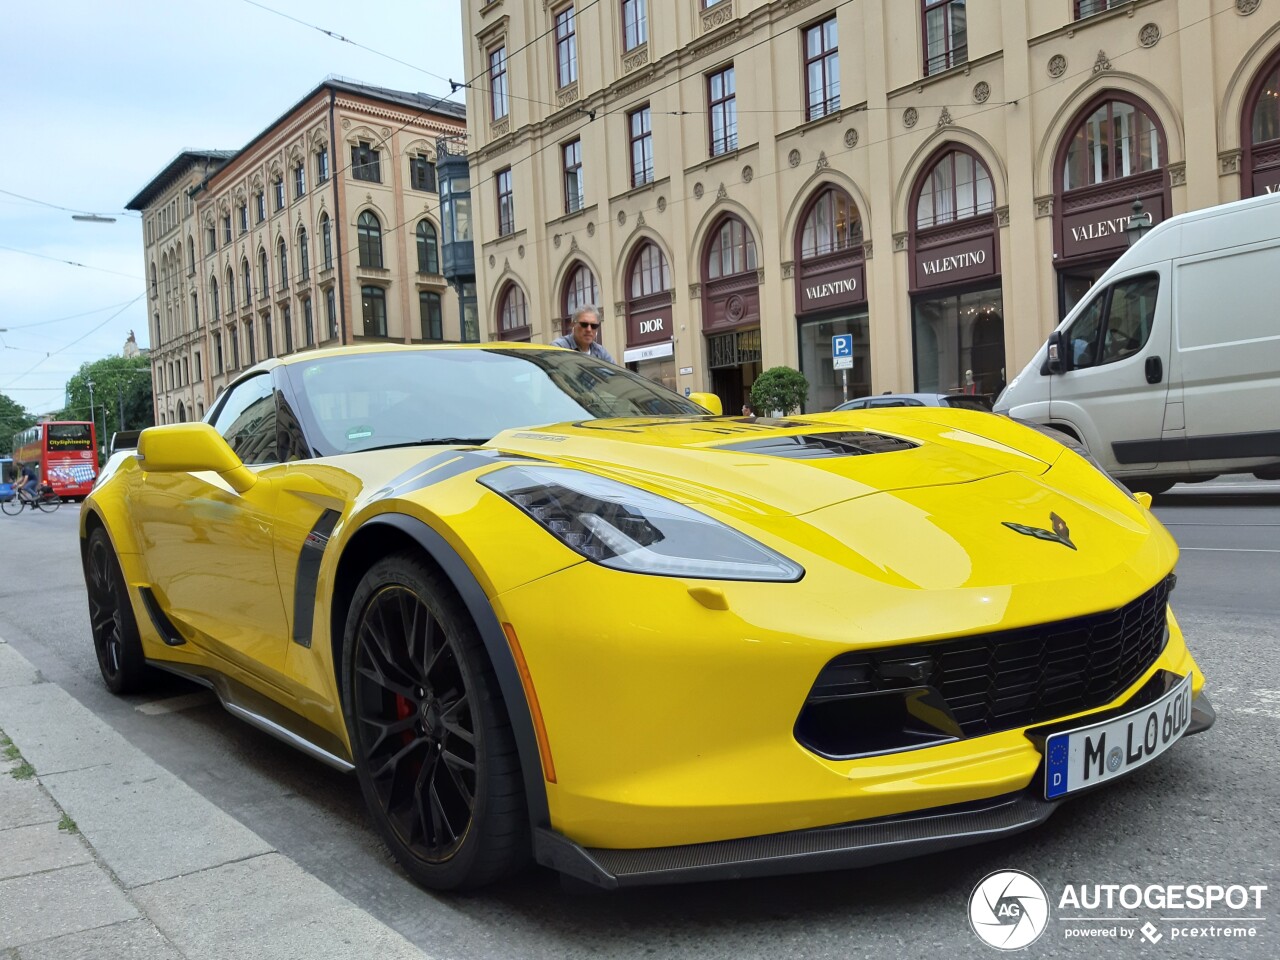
[
  {"x1": 0, "y1": 188, "x2": 139, "y2": 219},
  {"x1": 1, "y1": 294, "x2": 145, "y2": 390}
]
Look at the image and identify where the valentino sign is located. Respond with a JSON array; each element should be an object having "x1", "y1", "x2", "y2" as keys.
[
  {"x1": 1061, "y1": 195, "x2": 1164, "y2": 260},
  {"x1": 798, "y1": 261, "x2": 867, "y2": 311},
  {"x1": 913, "y1": 235, "x2": 996, "y2": 290}
]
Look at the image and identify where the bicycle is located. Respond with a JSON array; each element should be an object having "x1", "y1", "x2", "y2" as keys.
[{"x1": 1, "y1": 486, "x2": 61, "y2": 515}]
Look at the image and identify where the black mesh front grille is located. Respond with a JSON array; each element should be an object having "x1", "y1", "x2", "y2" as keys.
[
  {"x1": 804, "y1": 575, "x2": 1173, "y2": 742},
  {"x1": 718, "y1": 431, "x2": 918, "y2": 459}
]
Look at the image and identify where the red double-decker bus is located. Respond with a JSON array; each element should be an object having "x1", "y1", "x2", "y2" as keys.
[{"x1": 11, "y1": 421, "x2": 98, "y2": 499}]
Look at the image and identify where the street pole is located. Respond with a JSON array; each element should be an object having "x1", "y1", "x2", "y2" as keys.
[
  {"x1": 86, "y1": 380, "x2": 95, "y2": 441},
  {"x1": 118, "y1": 382, "x2": 125, "y2": 430}
]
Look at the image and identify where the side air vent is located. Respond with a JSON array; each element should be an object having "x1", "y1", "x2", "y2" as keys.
[
  {"x1": 718, "y1": 432, "x2": 919, "y2": 460},
  {"x1": 138, "y1": 586, "x2": 186, "y2": 646}
]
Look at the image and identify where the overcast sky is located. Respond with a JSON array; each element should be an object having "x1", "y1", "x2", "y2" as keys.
[{"x1": 0, "y1": 0, "x2": 465, "y2": 415}]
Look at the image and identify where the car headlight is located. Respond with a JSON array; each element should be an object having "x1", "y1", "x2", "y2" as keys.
[{"x1": 479, "y1": 465, "x2": 804, "y2": 581}]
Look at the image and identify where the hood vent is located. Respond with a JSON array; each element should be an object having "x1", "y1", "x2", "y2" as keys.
[{"x1": 718, "y1": 431, "x2": 919, "y2": 460}]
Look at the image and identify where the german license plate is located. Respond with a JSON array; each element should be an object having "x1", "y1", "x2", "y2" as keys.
[{"x1": 1045, "y1": 674, "x2": 1193, "y2": 799}]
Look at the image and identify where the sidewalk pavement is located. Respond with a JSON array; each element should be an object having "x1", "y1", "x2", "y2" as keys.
[{"x1": 0, "y1": 639, "x2": 431, "y2": 960}]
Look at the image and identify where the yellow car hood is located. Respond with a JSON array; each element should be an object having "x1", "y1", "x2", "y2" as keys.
[{"x1": 484, "y1": 412, "x2": 1057, "y2": 520}]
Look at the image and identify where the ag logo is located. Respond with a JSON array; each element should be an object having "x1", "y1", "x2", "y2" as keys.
[{"x1": 968, "y1": 869, "x2": 1050, "y2": 950}]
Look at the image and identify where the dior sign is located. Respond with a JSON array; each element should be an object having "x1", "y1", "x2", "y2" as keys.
[
  {"x1": 627, "y1": 309, "x2": 671, "y2": 347},
  {"x1": 913, "y1": 236, "x2": 996, "y2": 290},
  {"x1": 1061, "y1": 195, "x2": 1164, "y2": 260}
]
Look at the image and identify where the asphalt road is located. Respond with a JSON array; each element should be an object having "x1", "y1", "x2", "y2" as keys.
[{"x1": 1, "y1": 481, "x2": 1277, "y2": 960}]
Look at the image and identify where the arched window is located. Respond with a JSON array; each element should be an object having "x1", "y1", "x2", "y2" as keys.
[
  {"x1": 497, "y1": 282, "x2": 530, "y2": 340},
  {"x1": 416, "y1": 219, "x2": 439, "y2": 274},
  {"x1": 259, "y1": 248, "x2": 269, "y2": 295},
  {"x1": 1062, "y1": 98, "x2": 1162, "y2": 191},
  {"x1": 210, "y1": 276, "x2": 220, "y2": 319},
  {"x1": 915, "y1": 150, "x2": 994, "y2": 229},
  {"x1": 241, "y1": 257, "x2": 251, "y2": 306},
  {"x1": 225, "y1": 268, "x2": 235, "y2": 315},
  {"x1": 561, "y1": 262, "x2": 599, "y2": 333},
  {"x1": 320, "y1": 213, "x2": 333, "y2": 269},
  {"x1": 298, "y1": 227, "x2": 310, "y2": 280},
  {"x1": 187, "y1": 238, "x2": 195, "y2": 275},
  {"x1": 705, "y1": 217, "x2": 758, "y2": 280},
  {"x1": 278, "y1": 238, "x2": 289, "y2": 287},
  {"x1": 191, "y1": 291, "x2": 199, "y2": 328},
  {"x1": 150, "y1": 261, "x2": 157, "y2": 297},
  {"x1": 800, "y1": 187, "x2": 862, "y2": 259},
  {"x1": 1243, "y1": 49, "x2": 1280, "y2": 197},
  {"x1": 630, "y1": 242, "x2": 671, "y2": 297},
  {"x1": 357, "y1": 211, "x2": 383, "y2": 268}
]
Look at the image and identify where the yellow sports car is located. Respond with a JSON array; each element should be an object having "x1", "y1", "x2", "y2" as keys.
[{"x1": 81, "y1": 343, "x2": 1214, "y2": 890}]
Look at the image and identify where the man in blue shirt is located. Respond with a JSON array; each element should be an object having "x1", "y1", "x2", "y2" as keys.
[
  {"x1": 551, "y1": 306, "x2": 615, "y2": 364},
  {"x1": 16, "y1": 462, "x2": 38, "y2": 500}
]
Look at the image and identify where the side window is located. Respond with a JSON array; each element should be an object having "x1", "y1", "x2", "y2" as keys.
[
  {"x1": 210, "y1": 374, "x2": 278, "y2": 465},
  {"x1": 871, "y1": 398, "x2": 910, "y2": 408},
  {"x1": 1100, "y1": 274, "x2": 1159, "y2": 364},
  {"x1": 1065, "y1": 292, "x2": 1106, "y2": 369}
]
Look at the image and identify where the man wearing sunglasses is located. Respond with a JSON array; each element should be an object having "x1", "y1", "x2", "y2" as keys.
[{"x1": 551, "y1": 306, "x2": 615, "y2": 363}]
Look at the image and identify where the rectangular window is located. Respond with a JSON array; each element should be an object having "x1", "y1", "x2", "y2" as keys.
[
  {"x1": 563, "y1": 139, "x2": 584, "y2": 214},
  {"x1": 300, "y1": 236, "x2": 310, "y2": 280},
  {"x1": 708, "y1": 65, "x2": 737, "y2": 157},
  {"x1": 304, "y1": 298, "x2": 315, "y2": 346},
  {"x1": 274, "y1": 178, "x2": 285, "y2": 210},
  {"x1": 264, "y1": 313, "x2": 273, "y2": 357},
  {"x1": 622, "y1": 0, "x2": 647, "y2": 51},
  {"x1": 222, "y1": 215, "x2": 232, "y2": 243},
  {"x1": 352, "y1": 141, "x2": 381, "y2": 182},
  {"x1": 238, "y1": 204, "x2": 248, "y2": 234},
  {"x1": 555, "y1": 6, "x2": 577, "y2": 88},
  {"x1": 294, "y1": 163, "x2": 306, "y2": 199},
  {"x1": 496, "y1": 168, "x2": 515, "y2": 237},
  {"x1": 215, "y1": 333, "x2": 224, "y2": 374},
  {"x1": 326, "y1": 287, "x2": 338, "y2": 339},
  {"x1": 230, "y1": 327, "x2": 240, "y2": 370},
  {"x1": 1075, "y1": 0, "x2": 1127, "y2": 18},
  {"x1": 256, "y1": 191, "x2": 265, "y2": 222},
  {"x1": 246, "y1": 320, "x2": 256, "y2": 365},
  {"x1": 628, "y1": 105, "x2": 653, "y2": 187},
  {"x1": 410, "y1": 154, "x2": 436, "y2": 192},
  {"x1": 195, "y1": 351, "x2": 201, "y2": 381},
  {"x1": 362, "y1": 285, "x2": 387, "y2": 337},
  {"x1": 316, "y1": 147, "x2": 329, "y2": 183},
  {"x1": 420, "y1": 291, "x2": 443, "y2": 340},
  {"x1": 804, "y1": 17, "x2": 840, "y2": 121},
  {"x1": 923, "y1": 0, "x2": 967, "y2": 77},
  {"x1": 283, "y1": 304, "x2": 294, "y2": 354},
  {"x1": 206, "y1": 225, "x2": 217, "y2": 252},
  {"x1": 489, "y1": 45, "x2": 509, "y2": 120},
  {"x1": 322, "y1": 219, "x2": 333, "y2": 269}
]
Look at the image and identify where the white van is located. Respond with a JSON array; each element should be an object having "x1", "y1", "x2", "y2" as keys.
[{"x1": 995, "y1": 191, "x2": 1280, "y2": 494}]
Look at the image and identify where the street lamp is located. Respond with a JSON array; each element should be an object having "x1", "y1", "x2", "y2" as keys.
[
  {"x1": 86, "y1": 380, "x2": 96, "y2": 456},
  {"x1": 1125, "y1": 198, "x2": 1154, "y2": 247},
  {"x1": 71, "y1": 214, "x2": 117, "y2": 224}
]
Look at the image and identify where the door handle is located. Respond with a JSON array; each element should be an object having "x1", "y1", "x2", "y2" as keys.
[{"x1": 1145, "y1": 356, "x2": 1163, "y2": 384}]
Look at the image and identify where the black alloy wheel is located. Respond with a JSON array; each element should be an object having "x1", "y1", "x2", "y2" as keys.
[
  {"x1": 85, "y1": 527, "x2": 149, "y2": 694},
  {"x1": 343, "y1": 553, "x2": 528, "y2": 890}
]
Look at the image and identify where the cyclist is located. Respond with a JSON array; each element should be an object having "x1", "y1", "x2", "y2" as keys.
[{"x1": 15, "y1": 462, "x2": 38, "y2": 502}]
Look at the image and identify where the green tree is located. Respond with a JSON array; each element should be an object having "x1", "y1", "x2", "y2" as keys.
[
  {"x1": 0, "y1": 392, "x2": 35, "y2": 454},
  {"x1": 750, "y1": 366, "x2": 811, "y2": 416},
  {"x1": 63, "y1": 356, "x2": 154, "y2": 456}
]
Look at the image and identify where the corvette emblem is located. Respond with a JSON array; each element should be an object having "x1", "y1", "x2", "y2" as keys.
[{"x1": 1002, "y1": 512, "x2": 1076, "y2": 550}]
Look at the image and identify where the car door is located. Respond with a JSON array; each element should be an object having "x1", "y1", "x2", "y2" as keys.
[
  {"x1": 1048, "y1": 268, "x2": 1173, "y2": 474},
  {"x1": 136, "y1": 372, "x2": 291, "y2": 677}
]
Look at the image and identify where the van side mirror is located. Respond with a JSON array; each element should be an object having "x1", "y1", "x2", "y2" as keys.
[{"x1": 1046, "y1": 331, "x2": 1065, "y2": 374}]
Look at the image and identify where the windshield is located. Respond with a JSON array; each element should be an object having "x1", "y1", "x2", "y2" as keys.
[
  {"x1": 46, "y1": 423, "x2": 92, "y2": 450},
  {"x1": 287, "y1": 348, "x2": 708, "y2": 456}
]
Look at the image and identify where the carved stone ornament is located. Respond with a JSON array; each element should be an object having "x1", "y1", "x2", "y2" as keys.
[
  {"x1": 781, "y1": 261, "x2": 795, "y2": 279},
  {"x1": 893, "y1": 231, "x2": 909, "y2": 252},
  {"x1": 1035, "y1": 196, "x2": 1054, "y2": 218},
  {"x1": 725, "y1": 294, "x2": 745, "y2": 321},
  {"x1": 623, "y1": 47, "x2": 649, "y2": 73},
  {"x1": 1139, "y1": 23, "x2": 1161, "y2": 47},
  {"x1": 1093, "y1": 50, "x2": 1112, "y2": 73},
  {"x1": 1220, "y1": 150, "x2": 1243, "y2": 174},
  {"x1": 557, "y1": 82, "x2": 579, "y2": 107},
  {"x1": 553, "y1": 234, "x2": 562, "y2": 249},
  {"x1": 380, "y1": 127, "x2": 391, "y2": 138},
  {"x1": 816, "y1": 152, "x2": 830, "y2": 173},
  {"x1": 996, "y1": 205, "x2": 1010, "y2": 227},
  {"x1": 694, "y1": 182, "x2": 705, "y2": 199},
  {"x1": 617, "y1": 210, "x2": 627, "y2": 226},
  {"x1": 570, "y1": 236, "x2": 578, "y2": 253},
  {"x1": 1048, "y1": 54, "x2": 1067, "y2": 78},
  {"x1": 788, "y1": 149, "x2": 802, "y2": 168},
  {"x1": 742, "y1": 165, "x2": 754, "y2": 183},
  {"x1": 490, "y1": 118, "x2": 510, "y2": 139},
  {"x1": 755, "y1": 267, "x2": 765, "y2": 284},
  {"x1": 657, "y1": 196, "x2": 667, "y2": 213},
  {"x1": 1237, "y1": 0, "x2": 1259, "y2": 14},
  {"x1": 937, "y1": 107, "x2": 953, "y2": 129},
  {"x1": 844, "y1": 128, "x2": 859, "y2": 148},
  {"x1": 689, "y1": 282, "x2": 701, "y2": 299},
  {"x1": 636, "y1": 211, "x2": 646, "y2": 227},
  {"x1": 973, "y1": 81, "x2": 991, "y2": 104},
  {"x1": 503, "y1": 257, "x2": 510, "y2": 273},
  {"x1": 587, "y1": 221, "x2": 595, "y2": 237},
  {"x1": 1168, "y1": 162, "x2": 1187, "y2": 187},
  {"x1": 863, "y1": 240, "x2": 873, "y2": 259},
  {"x1": 518, "y1": 244, "x2": 525, "y2": 258},
  {"x1": 488, "y1": 254, "x2": 497, "y2": 267},
  {"x1": 903, "y1": 107, "x2": 919, "y2": 128},
  {"x1": 716, "y1": 183, "x2": 727, "y2": 201},
  {"x1": 341, "y1": 118, "x2": 351, "y2": 130},
  {"x1": 614, "y1": 301, "x2": 625, "y2": 317},
  {"x1": 701, "y1": 0, "x2": 733, "y2": 32}
]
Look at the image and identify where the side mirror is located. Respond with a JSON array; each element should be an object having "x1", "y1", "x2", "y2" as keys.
[
  {"x1": 137, "y1": 423, "x2": 257, "y2": 493},
  {"x1": 1046, "y1": 331, "x2": 1065, "y2": 374},
  {"x1": 688, "y1": 392, "x2": 723, "y2": 416}
]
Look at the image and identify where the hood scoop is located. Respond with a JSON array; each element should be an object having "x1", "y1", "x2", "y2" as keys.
[{"x1": 716, "y1": 431, "x2": 919, "y2": 460}]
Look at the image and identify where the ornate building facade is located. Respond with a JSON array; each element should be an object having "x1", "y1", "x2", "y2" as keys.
[
  {"x1": 127, "y1": 79, "x2": 467, "y2": 424},
  {"x1": 462, "y1": 0, "x2": 1280, "y2": 413}
]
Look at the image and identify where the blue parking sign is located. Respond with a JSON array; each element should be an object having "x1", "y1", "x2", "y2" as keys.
[{"x1": 832, "y1": 334, "x2": 853, "y2": 358}]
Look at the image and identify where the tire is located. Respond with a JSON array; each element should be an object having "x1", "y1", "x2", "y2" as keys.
[
  {"x1": 35, "y1": 496, "x2": 61, "y2": 513},
  {"x1": 0, "y1": 498, "x2": 20, "y2": 516},
  {"x1": 84, "y1": 527, "x2": 150, "y2": 694},
  {"x1": 342, "y1": 552, "x2": 529, "y2": 891}
]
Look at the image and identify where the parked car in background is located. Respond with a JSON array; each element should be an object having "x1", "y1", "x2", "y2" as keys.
[{"x1": 834, "y1": 392, "x2": 994, "y2": 412}]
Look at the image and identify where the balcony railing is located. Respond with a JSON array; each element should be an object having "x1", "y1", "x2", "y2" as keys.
[
  {"x1": 1075, "y1": 0, "x2": 1128, "y2": 19},
  {"x1": 925, "y1": 43, "x2": 967, "y2": 77}
]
